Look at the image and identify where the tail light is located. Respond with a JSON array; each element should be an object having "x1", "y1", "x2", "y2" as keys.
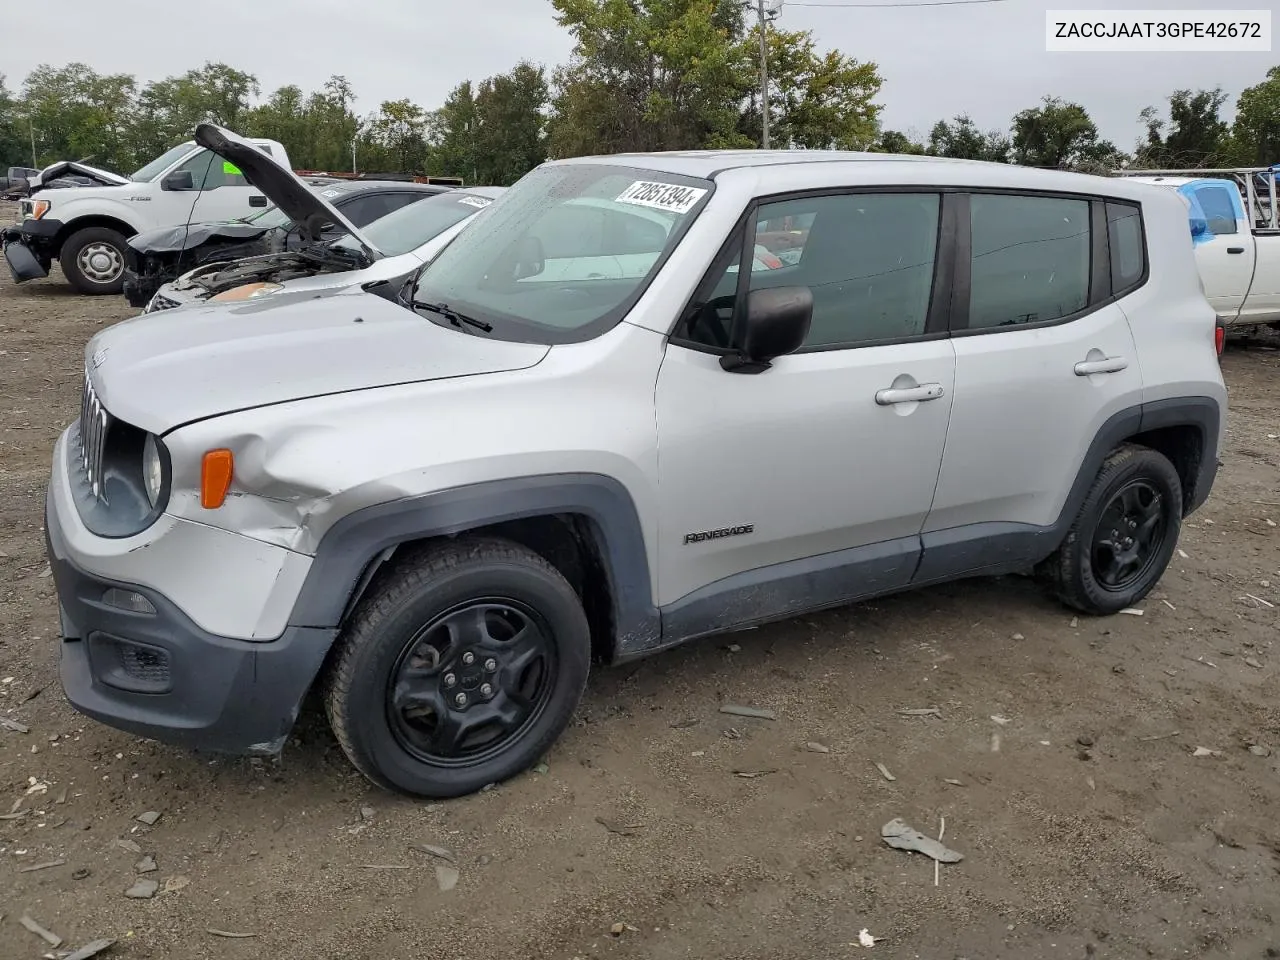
[{"x1": 1215, "y1": 322, "x2": 1225, "y2": 356}]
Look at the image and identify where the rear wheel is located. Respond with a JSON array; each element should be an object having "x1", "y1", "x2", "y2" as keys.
[
  {"x1": 60, "y1": 226, "x2": 129, "y2": 295},
  {"x1": 323, "y1": 537, "x2": 591, "y2": 798},
  {"x1": 1043, "y1": 444, "x2": 1182, "y2": 615}
]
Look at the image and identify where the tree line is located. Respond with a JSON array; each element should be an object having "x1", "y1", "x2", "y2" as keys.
[{"x1": 1, "y1": 0, "x2": 1278, "y2": 185}]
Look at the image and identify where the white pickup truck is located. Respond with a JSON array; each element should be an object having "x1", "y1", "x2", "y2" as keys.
[
  {"x1": 1128, "y1": 174, "x2": 1280, "y2": 331},
  {"x1": 2, "y1": 137, "x2": 289, "y2": 295}
]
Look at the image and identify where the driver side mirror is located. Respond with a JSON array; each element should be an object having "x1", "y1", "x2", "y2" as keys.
[
  {"x1": 720, "y1": 286, "x2": 813, "y2": 374},
  {"x1": 161, "y1": 170, "x2": 194, "y2": 191}
]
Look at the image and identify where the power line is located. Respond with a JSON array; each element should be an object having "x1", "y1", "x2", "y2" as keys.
[{"x1": 785, "y1": 0, "x2": 1006, "y2": 8}]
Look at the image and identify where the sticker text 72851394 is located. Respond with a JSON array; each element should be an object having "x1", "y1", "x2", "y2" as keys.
[{"x1": 615, "y1": 181, "x2": 708, "y2": 215}]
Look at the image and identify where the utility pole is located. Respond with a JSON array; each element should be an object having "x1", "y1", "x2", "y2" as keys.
[
  {"x1": 30, "y1": 118, "x2": 38, "y2": 169},
  {"x1": 756, "y1": 0, "x2": 770, "y2": 149}
]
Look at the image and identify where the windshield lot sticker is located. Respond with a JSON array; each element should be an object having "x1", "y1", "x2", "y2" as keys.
[
  {"x1": 616, "y1": 181, "x2": 707, "y2": 214},
  {"x1": 458, "y1": 196, "x2": 492, "y2": 209},
  {"x1": 222, "y1": 161, "x2": 242, "y2": 175},
  {"x1": 321, "y1": 189, "x2": 342, "y2": 198}
]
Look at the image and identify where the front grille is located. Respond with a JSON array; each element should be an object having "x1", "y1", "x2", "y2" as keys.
[
  {"x1": 78, "y1": 367, "x2": 111, "y2": 502},
  {"x1": 145, "y1": 294, "x2": 181, "y2": 314}
]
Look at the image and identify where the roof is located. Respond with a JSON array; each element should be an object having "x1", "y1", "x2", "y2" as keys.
[
  {"x1": 311, "y1": 179, "x2": 450, "y2": 197},
  {"x1": 454, "y1": 185, "x2": 506, "y2": 199},
  {"x1": 1122, "y1": 175, "x2": 1201, "y2": 188},
  {"x1": 548, "y1": 150, "x2": 1175, "y2": 203}
]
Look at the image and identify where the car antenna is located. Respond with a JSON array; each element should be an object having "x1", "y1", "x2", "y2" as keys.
[{"x1": 179, "y1": 150, "x2": 215, "y2": 276}]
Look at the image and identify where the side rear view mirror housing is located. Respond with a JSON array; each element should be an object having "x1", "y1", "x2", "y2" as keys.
[
  {"x1": 720, "y1": 286, "x2": 813, "y2": 374},
  {"x1": 161, "y1": 171, "x2": 194, "y2": 191},
  {"x1": 1189, "y1": 216, "x2": 1208, "y2": 239}
]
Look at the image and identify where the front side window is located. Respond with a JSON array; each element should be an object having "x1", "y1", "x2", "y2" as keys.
[
  {"x1": 171, "y1": 149, "x2": 249, "y2": 191},
  {"x1": 967, "y1": 194, "x2": 1090, "y2": 330},
  {"x1": 1193, "y1": 184, "x2": 1239, "y2": 235},
  {"x1": 680, "y1": 192, "x2": 940, "y2": 349},
  {"x1": 410, "y1": 165, "x2": 714, "y2": 342}
]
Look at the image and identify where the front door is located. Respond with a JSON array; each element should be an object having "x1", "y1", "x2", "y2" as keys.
[{"x1": 654, "y1": 190, "x2": 956, "y2": 634}]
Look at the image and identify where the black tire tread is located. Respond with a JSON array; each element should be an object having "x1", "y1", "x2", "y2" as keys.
[
  {"x1": 322, "y1": 536, "x2": 587, "y2": 794},
  {"x1": 1045, "y1": 442, "x2": 1182, "y2": 614}
]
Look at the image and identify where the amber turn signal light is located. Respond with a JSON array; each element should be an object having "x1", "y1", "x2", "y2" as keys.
[{"x1": 201, "y1": 449, "x2": 234, "y2": 509}]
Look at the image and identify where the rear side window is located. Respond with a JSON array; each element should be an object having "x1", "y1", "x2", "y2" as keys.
[
  {"x1": 967, "y1": 194, "x2": 1090, "y2": 329},
  {"x1": 1106, "y1": 202, "x2": 1145, "y2": 295}
]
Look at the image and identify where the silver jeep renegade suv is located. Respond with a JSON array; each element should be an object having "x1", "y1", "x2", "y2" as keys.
[{"x1": 44, "y1": 126, "x2": 1227, "y2": 798}]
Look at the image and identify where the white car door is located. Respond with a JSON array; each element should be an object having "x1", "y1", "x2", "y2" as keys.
[
  {"x1": 1183, "y1": 180, "x2": 1256, "y2": 323},
  {"x1": 919, "y1": 193, "x2": 1145, "y2": 581},
  {"x1": 655, "y1": 191, "x2": 955, "y2": 625},
  {"x1": 168, "y1": 148, "x2": 270, "y2": 225}
]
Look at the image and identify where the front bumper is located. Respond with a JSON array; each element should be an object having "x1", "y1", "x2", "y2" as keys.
[
  {"x1": 46, "y1": 489, "x2": 336, "y2": 754},
  {"x1": 44, "y1": 427, "x2": 334, "y2": 755},
  {"x1": 3, "y1": 218, "x2": 59, "y2": 282}
]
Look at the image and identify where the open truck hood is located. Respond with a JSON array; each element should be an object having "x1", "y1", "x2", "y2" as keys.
[
  {"x1": 194, "y1": 123, "x2": 380, "y2": 261},
  {"x1": 22, "y1": 160, "x2": 130, "y2": 194}
]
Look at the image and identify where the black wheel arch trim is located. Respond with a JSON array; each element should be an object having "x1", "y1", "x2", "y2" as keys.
[
  {"x1": 288, "y1": 473, "x2": 661, "y2": 654},
  {"x1": 287, "y1": 399, "x2": 1218, "y2": 664}
]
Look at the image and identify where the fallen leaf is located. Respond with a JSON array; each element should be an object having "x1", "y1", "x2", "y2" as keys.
[
  {"x1": 805, "y1": 741, "x2": 830, "y2": 753},
  {"x1": 1192, "y1": 746, "x2": 1221, "y2": 758},
  {"x1": 873, "y1": 762, "x2": 896, "y2": 782}
]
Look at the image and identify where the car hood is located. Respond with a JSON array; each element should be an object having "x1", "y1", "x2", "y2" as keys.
[
  {"x1": 194, "y1": 123, "x2": 380, "y2": 261},
  {"x1": 128, "y1": 220, "x2": 274, "y2": 255},
  {"x1": 86, "y1": 284, "x2": 549, "y2": 435},
  {"x1": 28, "y1": 160, "x2": 130, "y2": 192}
]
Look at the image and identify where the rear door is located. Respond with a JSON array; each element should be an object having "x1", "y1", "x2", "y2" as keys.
[
  {"x1": 917, "y1": 191, "x2": 1145, "y2": 582},
  {"x1": 1182, "y1": 180, "x2": 1255, "y2": 323},
  {"x1": 655, "y1": 189, "x2": 956, "y2": 621}
]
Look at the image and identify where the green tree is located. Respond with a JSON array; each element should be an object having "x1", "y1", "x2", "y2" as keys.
[
  {"x1": 871, "y1": 129, "x2": 926, "y2": 154},
  {"x1": 19, "y1": 63, "x2": 137, "y2": 171},
  {"x1": 753, "y1": 27, "x2": 882, "y2": 150},
  {"x1": 0, "y1": 74, "x2": 27, "y2": 168},
  {"x1": 302, "y1": 76, "x2": 361, "y2": 171},
  {"x1": 1230, "y1": 66, "x2": 1280, "y2": 165},
  {"x1": 1164, "y1": 88, "x2": 1229, "y2": 166},
  {"x1": 548, "y1": 0, "x2": 753, "y2": 155},
  {"x1": 1011, "y1": 96, "x2": 1122, "y2": 169},
  {"x1": 434, "y1": 80, "x2": 479, "y2": 180},
  {"x1": 359, "y1": 99, "x2": 431, "y2": 174},
  {"x1": 927, "y1": 114, "x2": 1009, "y2": 161},
  {"x1": 472, "y1": 61, "x2": 550, "y2": 184},
  {"x1": 132, "y1": 63, "x2": 259, "y2": 160}
]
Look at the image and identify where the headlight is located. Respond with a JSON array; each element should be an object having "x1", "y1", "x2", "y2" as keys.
[
  {"x1": 29, "y1": 199, "x2": 51, "y2": 220},
  {"x1": 142, "y1": 434, "x2": 165, "y2": 508},
  {"x1": 210, "y1": 281, "x2": 284, "y2": 302}
]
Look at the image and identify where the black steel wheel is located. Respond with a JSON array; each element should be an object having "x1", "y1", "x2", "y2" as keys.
[
  {"x1": 1044, "y1": 443, "x2": 1183, "y2": 615},
  {"x1": 324, "y1": 537, "x2": 591, "y2": 798}
]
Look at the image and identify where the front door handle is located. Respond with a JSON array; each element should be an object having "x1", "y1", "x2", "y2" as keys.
[
  {"x1": 875, "y1": 382, "x2": 945, "y2": 405},
  {"x1": 1227, "y1": 246, "x2": 1245, "y2": 254},
  {"x1": 1074, "y1": 356, "x2": 1128, "y2": 376}
]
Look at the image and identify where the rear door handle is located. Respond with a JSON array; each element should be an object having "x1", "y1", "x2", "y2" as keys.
[
  {"x1": 1074, "y1": 356, "x2": 1128, "y2": 376},
  {"x1": 875, "y1": 383, "x2": 945, "y2": 405},
  {"x1": 1227, "y1": 246, "x2": 1245, "y2": 254}
]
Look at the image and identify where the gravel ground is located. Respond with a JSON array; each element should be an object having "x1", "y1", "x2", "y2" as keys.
[{"x1": 2, "y1": 200, "x2": 1280, "y2": 960}]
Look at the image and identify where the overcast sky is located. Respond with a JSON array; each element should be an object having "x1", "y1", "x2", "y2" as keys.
[{"x1": 7, "y1": 0, "x2": 1277, "y2": 150}]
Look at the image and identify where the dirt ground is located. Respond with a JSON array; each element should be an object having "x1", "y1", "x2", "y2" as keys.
[{"x1": 2, "y1": 200, "x2": 1279, "y2": 960}]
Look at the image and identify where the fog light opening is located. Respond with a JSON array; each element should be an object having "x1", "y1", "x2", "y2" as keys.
[{"x1": 101, "y1": 588, "x2": 157, "y2": 615}]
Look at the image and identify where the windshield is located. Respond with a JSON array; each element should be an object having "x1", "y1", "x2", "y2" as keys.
[
  {"x1": 131, "y1": 144, "x2": 197, "y2": 182},
  {"x1": 331, "y1": 191, "x2": 492, "y2": 258},
  {"x1": 411, "y1": 164, "x2": 713, "y2": 343}
]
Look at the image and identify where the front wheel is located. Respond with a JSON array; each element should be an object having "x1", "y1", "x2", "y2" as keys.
[
  {"x1": 59, "y1": 226, "x2": 129, "y2": 295},
  {"x1": 323, "y1": 537, "x2": 591, "y2": 798},
  {"x1": 1043, "y1": 444, "x2": 1183, "y2": 615}
]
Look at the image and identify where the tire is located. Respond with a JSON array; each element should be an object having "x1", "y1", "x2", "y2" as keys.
[
  {"x1": 59, "y1": 226, "x2": 129, "y2": 295},
  {"x1": 323, "y1": 537, "x2": 591, "y2": 798},
  {"x1": 1043, "y1": 443, "x2": 1183, "y2": 615}
]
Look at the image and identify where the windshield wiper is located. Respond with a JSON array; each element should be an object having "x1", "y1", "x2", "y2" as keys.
[{"x1": 413, "y1": 300, "x2": 493, "y2": 333}]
